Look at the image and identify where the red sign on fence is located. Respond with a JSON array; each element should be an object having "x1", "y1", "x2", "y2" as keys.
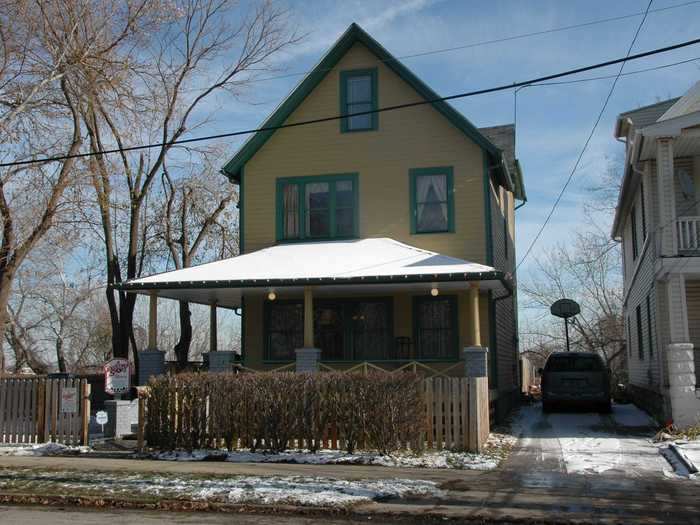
[{"x1": 104, "y1": 358, "x2": 130, "y2": 395}]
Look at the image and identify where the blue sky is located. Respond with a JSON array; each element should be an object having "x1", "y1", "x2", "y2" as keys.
[{"x1": 198, "y1": 0, "x2": 700, "y2": 323}]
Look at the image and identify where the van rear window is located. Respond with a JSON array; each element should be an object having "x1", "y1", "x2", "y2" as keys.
[{"x1": 545, "y1": 355, "x2": 603, "y2": 372}]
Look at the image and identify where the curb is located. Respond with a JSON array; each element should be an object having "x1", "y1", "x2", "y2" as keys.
[{"x1": 668, "y1": 443, "x2": 699, "y2": 475}]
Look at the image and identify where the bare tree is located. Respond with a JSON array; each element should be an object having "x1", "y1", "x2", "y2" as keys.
[
  {"x1": 76, "y1": 0, "x2": 298, "y2": 369},
  {"x1": 0, "y1": 0, "x2": 143, "y2": 372},
  {"x1": 160, "y1": 151, "x2": 238, "y2": 367},
  {"x1": 521, "y1": 229, "x2": 627, "y2": 385}
]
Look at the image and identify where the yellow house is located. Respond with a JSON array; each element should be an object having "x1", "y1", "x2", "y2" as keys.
[{"x1": 122, "y1": 24, "x2": 526, "y2": 419}]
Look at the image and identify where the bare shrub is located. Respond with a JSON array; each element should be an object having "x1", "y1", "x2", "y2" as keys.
[{"x1": 145, "y1": 371, "x2": 425, "y2": 454}]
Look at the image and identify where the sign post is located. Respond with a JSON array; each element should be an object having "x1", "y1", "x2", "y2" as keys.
[
  {"x1": 104, "y1": 358, "x2": 130, "y2": 397},
  {"x1": 550, "y1": 299, "x2": 581, "y2": 352}
]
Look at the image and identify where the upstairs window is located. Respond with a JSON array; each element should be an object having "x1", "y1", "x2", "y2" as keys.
[
  {"x1": 276, "y1": 174, "x2": 358, "y2": 241},
  {"x1": 410, "y1": 167, "x2": 455, "y2": 234},
  {"x1": 340, "y1": 69, "x2": 378, "y2": 132}
]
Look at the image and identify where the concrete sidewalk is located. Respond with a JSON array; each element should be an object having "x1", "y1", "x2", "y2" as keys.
[{"x1": 1, "y1": 454, "x2": 699, "y2": 524}]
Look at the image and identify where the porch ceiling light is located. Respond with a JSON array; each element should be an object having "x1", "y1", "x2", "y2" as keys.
[
  {"x1": 267, "y1": 290, "x2": 277, "y2": 301},
  {"x1": 430, "y1": 286, "x2": 439, "y2": 297}
]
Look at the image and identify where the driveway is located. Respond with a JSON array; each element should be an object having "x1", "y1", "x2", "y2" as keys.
[{"x1": 504, "y1": 401, "x2": 673, "y2": 478}]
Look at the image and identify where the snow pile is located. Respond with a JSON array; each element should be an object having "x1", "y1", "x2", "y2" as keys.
[
  {"x1": 0, "y1": 468, "x2": 442, "y2": 507},
  {"x1": 511, "y1": 403, "x2": 673, "y2": 477},
  {"x1": 152, "y1": 448, "x2": 500, "y2": 470},
  {"x1": 0, "y1": 443, "x2": 89, "y2": 456}
]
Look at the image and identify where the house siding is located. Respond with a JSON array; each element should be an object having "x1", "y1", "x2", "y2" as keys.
[{"x1": 242, "y1": 42, "x2": 487, "y2": 262}]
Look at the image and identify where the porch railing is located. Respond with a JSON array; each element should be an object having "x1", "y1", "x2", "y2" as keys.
[{"x1": 676, "y1": 216, "x2": 700, "y2": 252}]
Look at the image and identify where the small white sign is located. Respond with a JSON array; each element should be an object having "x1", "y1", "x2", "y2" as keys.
[
  {"x1": 104, "y1": 358, "x2": 130, "y2": 395},
  {"x1": 61, "y1": 387, "x2": 78, "y2": 413},
  {"x1": 95, "y1": 411, "x2": 108, "y2": 425}
]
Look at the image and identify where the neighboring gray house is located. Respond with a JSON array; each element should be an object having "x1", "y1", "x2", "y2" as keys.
[{"x1": 612, "y1": 81, "x2": 700, "y2": 428}]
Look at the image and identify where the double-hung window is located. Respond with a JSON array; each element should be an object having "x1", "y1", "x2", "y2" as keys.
[
  {"x1": 340, "y1": 69, "x2": 377, "y2": 132},
  {"x1": 410, "y1": 167, "x2": 455, "y2": 233},
  {"x1": 276, "y1": 174, "x2": 358, "y2": 241}
]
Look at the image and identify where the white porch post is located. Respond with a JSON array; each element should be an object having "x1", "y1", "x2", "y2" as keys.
[
  {"x1": 656, "y1": 138, "x2": 676, "y2": 256},
  {"x1": 210, "y1": 303, "x2": 218, "y2": 353},
  {"x1": 664, "y1": 274, "x2": 698, "y2": 428},
  {"x1": 296, "y1": 287, "x2": 321, "y2": 372},
  {"x1": 148, "y1": 291, "x2": 158, "y2": 350},
  {"x1": 467, "y1": 284, "x2": 481, "y2": 347}
]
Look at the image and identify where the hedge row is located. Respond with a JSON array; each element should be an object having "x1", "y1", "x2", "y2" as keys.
[{"x1": 145, "y1": 372, "x2": 425, "y2": 454}]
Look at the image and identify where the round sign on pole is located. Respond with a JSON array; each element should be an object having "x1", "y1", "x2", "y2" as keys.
[
  {"x1": 95, "y1": 411, "x2": 108, "y2": 425},
  {"x1": 550, "y1": 298, "x2": 581, "y2": 319}
]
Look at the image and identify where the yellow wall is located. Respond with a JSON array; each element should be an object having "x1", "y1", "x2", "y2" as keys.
[{"x1": 242, "y1": 42, "x2": 487, "y2": 262}]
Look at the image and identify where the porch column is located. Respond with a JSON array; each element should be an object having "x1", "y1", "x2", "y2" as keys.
[
  {"x1": 296, "y1": 287, "x2": 321, "y2": 373},
  {"x1": 209, "y1": 303, "x2": 218, "y2": 353},
  {"x1": 304, "y1": 286, "x2": 314, "y2": 348},
  {"x1": 463, "y1": 283, "x2": 489, "y2": 378},
  {"x1": 656, "y1": 137, "x2": 676, "y2": 256},
  {"x1": 139, "y1": 291, "x2": 165, "y2": 385},
  {"x1": 148, "y1": 291, "x2": 158, "y2": 350},
  {"x1": 467, "y1": 284, "x2": 481, "y2": 347}
]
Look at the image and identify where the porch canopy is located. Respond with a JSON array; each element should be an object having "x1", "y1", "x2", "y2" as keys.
[{"x1": 117, "y1": 238, "x2": 511, "y2": 308}]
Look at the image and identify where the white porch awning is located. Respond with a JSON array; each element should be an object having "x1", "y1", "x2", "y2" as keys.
[{"x1": 117, "y1": 238, "x2": 511, "y2": 308}]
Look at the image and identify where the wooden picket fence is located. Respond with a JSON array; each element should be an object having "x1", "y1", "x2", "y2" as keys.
[
  {"x1": 0, "y1": 377, "x2": 91, "y2": 445},
  {"x1": 137, "y1": 375, "x2": 490, "y2": 453}
]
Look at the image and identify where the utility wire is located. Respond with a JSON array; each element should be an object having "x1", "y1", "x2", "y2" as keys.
[
  {"x1": 234, "y1": 0, "x2": 700, "y2": 86},
  {"x1": 2, "y1": 35, "x2": 700, "y2": 169},
  {"x1": 515, "y1": 0, "x2": 655, "y2": 272}
]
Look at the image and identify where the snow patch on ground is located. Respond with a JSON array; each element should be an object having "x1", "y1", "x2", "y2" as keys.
[
  {"x1": 151, "y1": 448, "x2": 501, "y2": 470},
  {"x1": 511, "y1": 403, "x2": 674, "y2": 478},
  {"x1": 0, "y1": 468, "x2": 442, "y2": 507},
  {"x1": 0, "y1": 443, "x2": 90, "y2": 456}
]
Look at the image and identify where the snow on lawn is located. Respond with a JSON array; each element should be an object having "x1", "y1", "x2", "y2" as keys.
[
  {"x1": 150, "y1": 444, "x2": 508, "y2": 470},
  {"x1": 512, "y1": 403, "x2": 673, "y2": 478},
  {"x1": 0, "y1": 443, "x2": 90, "y2": 456},
  {"x1": 0, "y1": 468, "x2": 442, "y2": 507}
]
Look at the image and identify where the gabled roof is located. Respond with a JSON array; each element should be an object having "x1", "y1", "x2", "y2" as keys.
[
  {"x1": 659, "y1": 80, "x2": 700, "y2": 121},
  {"x1": 118, "y1": 238, "x2": 509, "y2": 308},
  {"x1": 221, "y1": 23, "x2": 514, "y2": 193},
  {"x1": 614, "y1": 97, "x2": 679, "y2": 138},
  {"x1": 479, "y1": 124, "x2": 526, "y2": 201}
]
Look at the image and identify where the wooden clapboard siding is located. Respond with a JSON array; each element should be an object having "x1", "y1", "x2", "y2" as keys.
[
  {"x1": 0, "y1": 377, "x2": 90, "y2": 445},
  {"x1": 685, "y1": 279, "x2": 700, "y2": 384}
]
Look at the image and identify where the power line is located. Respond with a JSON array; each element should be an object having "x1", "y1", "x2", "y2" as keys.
[
  {"x1": 229, "y1": 0, "x2": 700, "y2": 87},
  {"x1": 515, "y1": 0, "x2": 655, "y2": 272},
  {"x1": 3, "y1": 35, "x2": 700, "y2": 169}
]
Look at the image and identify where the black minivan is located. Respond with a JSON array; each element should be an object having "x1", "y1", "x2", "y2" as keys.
[{"x1": 540, "y1": 352, "x2": 611, "y2": 413}]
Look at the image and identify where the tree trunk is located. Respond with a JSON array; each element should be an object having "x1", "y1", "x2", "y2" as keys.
[
  {"x1": 55, "y1": 335, "x2": 66, "y2": 373},
  {"x1": 174, "y1": 301, "x2": 192, "y2": 369},
  {"x1": 0, "y1": 268, "x2": 15, "y2": 374}
]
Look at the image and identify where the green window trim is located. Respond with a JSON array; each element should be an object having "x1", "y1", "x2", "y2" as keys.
[
  {"x1": 340, "y1": 68, "x2": 378, "y2": 133},
  {"x1": 409, "y1": 166, "x2": 455, "y2": 234},
  {"x1": 275, "y1": 173, "x2": 359, "y2": 242}
]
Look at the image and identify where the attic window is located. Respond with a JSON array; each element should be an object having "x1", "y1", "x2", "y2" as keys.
[{"x1": 340, "y1": 69, "x2": 378, "y2": 132}]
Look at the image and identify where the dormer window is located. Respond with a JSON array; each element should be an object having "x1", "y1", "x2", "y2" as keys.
[{"x1": 340, "y1": 68, "x2": 378, "y2": 132}]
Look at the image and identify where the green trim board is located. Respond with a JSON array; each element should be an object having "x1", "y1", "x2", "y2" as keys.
[
  {"x1": 220, "y1": 23, "x2": 511, "y2": 191},
  {"x1": 239, "y1": 165, "x2": 245, "y2": 254},
  {"x1": 275, "y1": 173, "x2": 359, "y2": 242},
  {"x1": 412, "y1": 295, "x2": 459, "y2": 360},
  {"x1": 408, "y1": 166, "x2": 455, "y2": 234},
  {"x1": 483, "y1": 152, "x2": 494, "y2": 266},
  {"x1": 339, "y1": 68, "x2": 378, "y2": 132}
]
